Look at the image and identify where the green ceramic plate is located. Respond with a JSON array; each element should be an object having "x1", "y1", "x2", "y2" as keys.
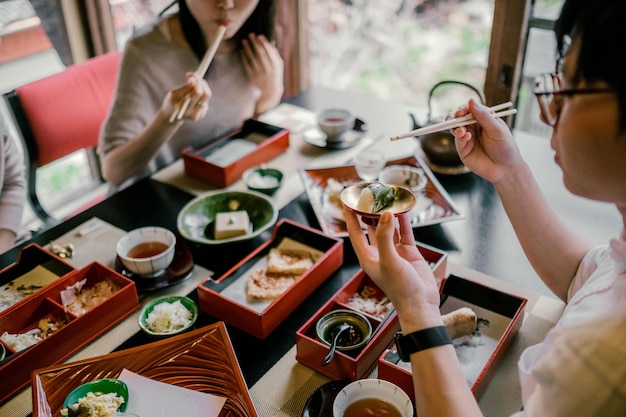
[
  {"x1": 177, "y1": 190, "x2": 278, "y2": 245},
  {"x1": 63, "y1": 378, "x2": 129, "y2": 413},
  {"x1": 138, "y1": 295, "x2": 198, "y2": 337}
]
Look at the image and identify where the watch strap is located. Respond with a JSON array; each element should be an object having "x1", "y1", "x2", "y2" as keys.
[{"x1": 394, "y1": 326, "x2": 452, "y2": 362}]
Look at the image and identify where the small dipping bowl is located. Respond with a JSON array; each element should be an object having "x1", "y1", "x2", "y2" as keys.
[
  {"x1": 242, "y1": 167, "x2": 283, "y2": 195},
  {"x1": 318, "y1": 108, "x2": 356, "y2": 142},
  {"x1": 333, "y1": 379, "x2": 414, "y2": 417},
  {"x1": 116, "y1": 226, "x2": 176, "y2": 278},
  {"x1": 340, "y1": 182, "x2": 416, "y2": 226},
  {"x1": 316, "y1": 309, "x2": 372, "y2": 351},
  {"x1": 138, "y1": 295, "x2": 198, "y2": 337},
  {"x1": 379, "y1": 165, "x2": 428, "y2": 193}
]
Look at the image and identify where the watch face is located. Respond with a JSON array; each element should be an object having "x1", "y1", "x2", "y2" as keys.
[{"x1": 394, "y1": 332, "x2": 410, "y2": 362}]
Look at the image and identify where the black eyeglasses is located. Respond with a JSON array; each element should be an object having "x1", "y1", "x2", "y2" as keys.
[{"x1": 533, "y1": 71, "x2": 616, "y2": 126}]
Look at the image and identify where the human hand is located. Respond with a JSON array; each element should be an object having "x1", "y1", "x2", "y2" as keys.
[
  {"x1": 164, "y1": 72, "x2": 212, "y2": 122},
  {"x1": 452, "y1": 99, "x2": 523, "y2": 183},
  {"x1": 345, "y1": 209, "x2": 443, "y2": 332},
  {"x1": 241, "y1": 34, "x2": 284, "y2": 112}
]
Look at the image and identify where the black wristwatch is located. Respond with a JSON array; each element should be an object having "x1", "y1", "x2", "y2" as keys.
[{"x1": 394, "y1": 326, "x2": 453, "y2": 362}]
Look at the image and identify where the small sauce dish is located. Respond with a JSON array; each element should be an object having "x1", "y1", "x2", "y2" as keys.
[
  {"x1": 242, "y1": 167, "x2": 284, "y2": 195},
  {"x1": 316, "y1": 309, "x2": 372, "y2": 351}
]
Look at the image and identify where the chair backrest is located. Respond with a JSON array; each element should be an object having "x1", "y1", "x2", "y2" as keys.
[{"x1": 3, "y1": 51, "x2": 122, "y2": 225}]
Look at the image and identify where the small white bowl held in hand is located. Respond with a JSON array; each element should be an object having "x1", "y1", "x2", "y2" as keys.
[
  {"x1": 333, "y1": 379, "x2": 414, "y2": 417},
  {"x1": 116, "y1": 226, "x2": 176, "y2": 278},
  {"x1": 317, "y1": 108, "x2": 356, "y2": 142}
]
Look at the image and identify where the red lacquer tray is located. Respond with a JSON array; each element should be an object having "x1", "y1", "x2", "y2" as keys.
[
  {"x1": 299, "y1": 155, "x2": 463, "y2": 237},
  {"x1": 32, "y1": 323, "x2": 256, "y2": 417}
]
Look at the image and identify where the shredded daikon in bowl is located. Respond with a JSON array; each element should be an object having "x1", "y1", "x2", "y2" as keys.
[{"x1": 139, "y1": 296, "x2": 197, "y2": 336}]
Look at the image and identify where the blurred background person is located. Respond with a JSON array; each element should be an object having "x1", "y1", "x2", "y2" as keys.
[
  {"x1": 99, "y1": 0, "x2": 283, "y2": 190},
  {"x1": 0, "y1": 116, "x2": 26, "y2": 253}
]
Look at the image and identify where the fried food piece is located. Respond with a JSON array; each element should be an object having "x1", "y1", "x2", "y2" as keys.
[{"x1": 442, "y1": 307, "x2": 477, "y2": 339}]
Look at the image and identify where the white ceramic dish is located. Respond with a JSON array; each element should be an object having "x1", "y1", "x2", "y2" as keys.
[{"x1": 379, "y1": 165, "x2": 428, "y2": 192}]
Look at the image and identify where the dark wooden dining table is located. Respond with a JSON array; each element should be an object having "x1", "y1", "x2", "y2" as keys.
[{"x1": 0, "y1": 85, "x2": 618, "y2": 415}]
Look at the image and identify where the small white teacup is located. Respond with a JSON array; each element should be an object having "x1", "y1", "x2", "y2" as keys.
[
  {"x1": 333, "y1": 379, "x2": 413, "y2": 417},
  {"x1": 318, "y1": 108, "x2": 355, "y2": 142},
  {"x1": 116, "y1": 227, "x2": 176, "y2": 278}
]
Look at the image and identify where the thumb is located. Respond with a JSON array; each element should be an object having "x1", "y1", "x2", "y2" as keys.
[
  {"x1": 469, "y1": 99, "x2": 501, "y2": 130},
  {"x1": 376, "y1": 212, "x2": 397, "y2": 262}
]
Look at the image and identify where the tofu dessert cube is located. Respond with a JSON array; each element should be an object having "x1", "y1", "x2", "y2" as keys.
[{"x1": 214, "y1": 210, "x2": 251, "y2": 239}]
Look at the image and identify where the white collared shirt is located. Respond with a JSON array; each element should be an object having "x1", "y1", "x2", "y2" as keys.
[{"x1": 513, "y1": 232, "x2": 626, "y2": 416}]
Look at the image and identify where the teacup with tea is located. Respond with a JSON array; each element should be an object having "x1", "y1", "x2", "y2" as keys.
[
  {"x1": 333, "y1": 379, "x2": 413, "y2": 417},
  {"x1": 116, "y1": 226, "x2": 176, "y2": 278},
  {"x1": 317, "y1": 108, "x2": 356, "y2": 143}
]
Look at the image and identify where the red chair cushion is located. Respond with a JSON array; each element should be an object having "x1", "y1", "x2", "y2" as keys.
[{"x1": 15, "y1": 51, "x2": 121, "y2": 166}]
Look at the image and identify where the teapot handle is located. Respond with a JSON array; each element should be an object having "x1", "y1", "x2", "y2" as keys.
[{"x1": 426, "y1": 80, "x2": 486, "y2": 122}]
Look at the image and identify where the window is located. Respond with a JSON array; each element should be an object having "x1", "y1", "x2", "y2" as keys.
[
  {"x1": 308, "y1": 0, "x2": 494, "y2": 118},
  {"x1": 517, "y1": 0, "x2": 564, "y2": 137},
  {"x1": 307, "y1": 0, "x2": 565, "y2": 136}
]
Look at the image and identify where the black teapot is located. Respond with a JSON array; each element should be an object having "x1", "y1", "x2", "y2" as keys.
[{"x1": 410, "y1": 80, "x2": 485, "y2": 167}]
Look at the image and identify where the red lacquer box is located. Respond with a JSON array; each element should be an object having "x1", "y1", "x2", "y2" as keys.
[
  {"x1": 197, "y1": 219, "x2": 344, "y2": 339},
  {"x1": 0, "y1": 245, "x2": 140, "y2": 404},
  {"x1": 377, "y1": 274, "x2": 527, "y2": 401},
  {"x1": 295, "y1": 243, "x2": 447, "y2": 381},
  {"x1": 182, "y1": 118, "x2": 290, "y2": 187}
]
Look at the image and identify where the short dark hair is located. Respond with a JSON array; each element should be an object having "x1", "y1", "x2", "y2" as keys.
[
  {"x1": 178, "y1": 0, "x2": 278, "y2": 61},
  {"x1": 555, "y1": 0, "x2": 626, "y2": 130}
]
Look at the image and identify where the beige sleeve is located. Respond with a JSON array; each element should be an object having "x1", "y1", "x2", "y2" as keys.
[{"x1": 442, "y1": 307, "x2": 477, "y2": 339}]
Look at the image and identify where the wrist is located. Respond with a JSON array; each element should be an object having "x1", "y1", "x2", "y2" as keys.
[
  {"x1": 394, "y1": 326, "x2": 453, "y2": 361},
  {"x1": 396, "y1": 302, "x2": 444, "y2": 335}
]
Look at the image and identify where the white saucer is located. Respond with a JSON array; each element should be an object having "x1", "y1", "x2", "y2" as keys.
[{"x1": 303, "y1": 118, "x2": 367, "y2": 150}]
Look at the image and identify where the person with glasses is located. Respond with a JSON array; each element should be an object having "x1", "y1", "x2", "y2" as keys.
[
  {"x1": 345, "y1": 0, "x2": 626, "y2": 415},
  {"x1": 98, "y1": 0, "x2": 284, "y2": 190}
]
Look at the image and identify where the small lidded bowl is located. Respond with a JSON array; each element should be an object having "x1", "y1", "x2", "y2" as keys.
[
  {"x1": 379, "y1": 165, "x2": 428, "y2": 193},
  {"x1": 333, "y1": 379, "x2": 414, "y2": 417},
  {"x1": 316, "y1": 309, "x2": 372, "y2": 351},
  {"x1": 116, "y1": 226, "x2": 176, "y2": 278},
  {"x1": 242, "y1": 166, "x2": 283, "y2": 195},
  {"x1": 317, "y1": 108, "x2": 356, "y2": 142}
]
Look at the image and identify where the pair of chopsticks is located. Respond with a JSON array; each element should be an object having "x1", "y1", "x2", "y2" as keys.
[
  {"x1": 169, "y1": 25, "x2": 227, "y2": 123},
  {"x1": 389, "y1": 101, "x2": 517, "y2": 141}
]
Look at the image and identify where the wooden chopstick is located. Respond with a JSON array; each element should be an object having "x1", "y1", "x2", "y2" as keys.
[
  {"x1": 389, "y1": 102, "x2": 517, "y2": 141},
  {"x1": 169, "y1": 25, "x2": 227, "y2": 123}
]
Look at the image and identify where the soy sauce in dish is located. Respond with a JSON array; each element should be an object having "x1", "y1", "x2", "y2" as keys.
[
  {"x1": 337, "y1": 326, "x2": 363, "y2": 347},
  {"x1": 343, "y1": 398, "x2": 403, "y2": 417},
  {"x1": 128, "y1": 242, "x2": 168, "y2": 258}
]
